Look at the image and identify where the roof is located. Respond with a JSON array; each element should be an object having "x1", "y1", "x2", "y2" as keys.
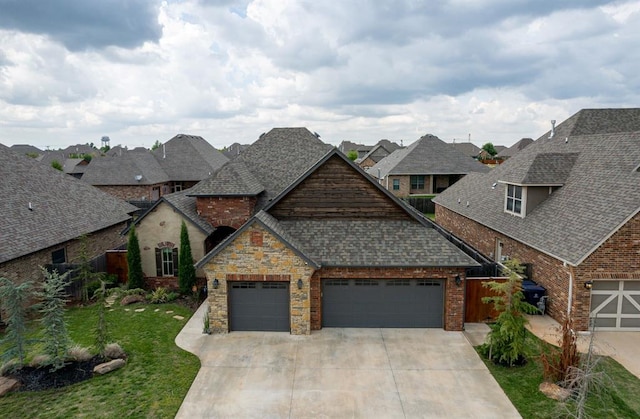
[
  {"x1": 10, "y1": 144, "x2": 42, "y2": 156},
  {"x1": 188, "y1": 127, "x2": 333, "y2": 210},
  {"x1": 433, "y1": 108, "x2": 640, "y2": 266},
  {"x1": 369, "y1": 134, "x2": 490, "y2": 178},
  {"x1": 152, "y1": 134, "x2": 229, "y2": 181},
  {"x1": 0, "y1": 144, "x2": 137, "y2": 264},
  {"x1": 81, "y1": 148, "x2": 169, "y2": 185},
  {"x1": 450, "y1": 142, "x2": 481, "y2": 157},
  {"x1": 496, "y1": 138, "x2": 534, "y2": 158}
]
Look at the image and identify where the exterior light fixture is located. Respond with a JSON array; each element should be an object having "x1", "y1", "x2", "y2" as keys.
[
  {"x1": 297, "y1": 279, "x2": 303, "y2": 290},
  {"x1": 584, "y1": 280, "x2": 593, "y2": 290},
  {"x1": 213, "y1": 279, "x2": 219, "y2": 289},
  {"x1": 455, "y1": 275, "x2": 462, "y2": 287}
]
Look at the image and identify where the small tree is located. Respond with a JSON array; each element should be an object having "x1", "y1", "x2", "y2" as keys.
[
  {"x1": 126, "y1": 224, "x2": 144, "y2": 290},
  {"x1": 151, "y1": 140, "x2": 162, "y2": 151},
  {"x1": 482, "y1": 142, "x2": 498, "y2": 157},
  {"x1": 37, "y1": 268, "x2": 72, "y2": 371},
  {"x1": 347, "y1": 150, "x2": 358, "y2": 161},
  {"x1": 480, "y1": 259, "x2": 538, "y2": 366},
  {"x1": 51, "y1": 160, "x2": 63, "y2": 171},
  {"x1": 0, "y1": 277, "x2": 34, "y2": 367},
  {"x1": 178, "y1": 221, "x2": 196, "y2": 295}
]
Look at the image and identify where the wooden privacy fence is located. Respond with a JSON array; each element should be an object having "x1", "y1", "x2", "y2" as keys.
[
  {"x1": 464, "y1": 277, "x2": 508, "y2": 323},
  {"x1": 401, "y1": 196, "x2": 435, "y2": 214}
]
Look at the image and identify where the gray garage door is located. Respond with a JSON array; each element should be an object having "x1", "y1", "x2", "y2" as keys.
[
  {"x1": 322, "y1": 279, "x2": 444, "y2": 328},
  {"x1": 590, "y1": 280, "x2": 640, "y2": 331},
  {"x1": 229, "y1": 282, "x2": 290, "y2": 331}
]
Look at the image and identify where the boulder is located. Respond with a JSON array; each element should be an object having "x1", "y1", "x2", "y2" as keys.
[
  {"x1": 539, "y1": 381, "x2": 572, "y2": 402},
  {"x1": 93, "y1": 359, "x2": 126, "y2": 375},
  {"x1": 0, "y1": 376, "x2": 20, "y2": 396},
  {"x1": 120, "y1": 294, "x2": 145, "y2": 306}
]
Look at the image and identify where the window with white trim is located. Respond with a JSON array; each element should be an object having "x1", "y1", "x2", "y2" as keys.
[{"x1": 505, "y1": 184, "x2": 523, "y2": 215}]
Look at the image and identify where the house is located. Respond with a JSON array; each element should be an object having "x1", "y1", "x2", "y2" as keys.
[
  {"x1": 496, "y1": 138, "x2": 534, "y2": 159},
  {"x1": 449, "y1": 141, "x2": 481, "y2": 159},
  {"x1": 339, "y1": 139, "x2": 402, "y2": 159},
  {"x1": 432, "y1": 108, "x2": 640, "y2": 332},
  {"x1": 355, "y1": 144, "x2": 394, "y2": 170},
  {"x1": 0, "y1": 144, "x2": 137, "y2": 291},
  {"x1": 368, "y1": 134, "x2": 490, "y2": 197},
  {"x1": 222, "y1": 142, "x2": 250, "y2": 159},
  {"x1": 80, "y1": 134, "x2": 229, "y2": 202},
  {"x1": 9, "y1": 144, "x2": 42, "y2": 157}
]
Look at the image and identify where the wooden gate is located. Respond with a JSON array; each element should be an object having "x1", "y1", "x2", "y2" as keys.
[
  {"x1": 106, "y1": 250, "x2": 128, "y2": 284},
  {"x1": 465, "y1": 277, "x2": 507, "y2": 323}
]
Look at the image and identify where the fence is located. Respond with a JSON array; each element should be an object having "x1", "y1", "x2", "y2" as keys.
[
  {"x1": 401, "y1": 196, "x2": 436, "y2": 214},
  {"x1": 45, "y1": 252, "x2": 109, "y2": 300}
]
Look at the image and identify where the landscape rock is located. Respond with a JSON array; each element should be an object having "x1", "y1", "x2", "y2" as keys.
[
  {"x1": 120, "y1": 294, "x2": 145, "y2": 306},
  {"x1": 0, "y1": 376, "x2": 20, "y2": 396},
  {"x1": 93, "y1": 359, "x2": 126, "y2": 375},
  {"x1": 539, "y1": 382, "x2": 572, "y2": 401},
  {"x1": 173, "y1": 315, "x2": 185, "y2": 320}
]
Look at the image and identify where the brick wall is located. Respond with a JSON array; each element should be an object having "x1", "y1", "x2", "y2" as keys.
[
  {"x1": 96, "y1": 184, "x2": 160, "y2": 201},
  {"x1": 382, "y1": 175, "x2": 410, "y2": 197},
  {"x1": 196, "y1": 196, "x2": 257, "y2": 229},
  {"x1": 313, "y1": 267, "x2": 466, "y2": 331},
  {"x1": 435, "y1": 205, "x2": 640, "y2": 331}
]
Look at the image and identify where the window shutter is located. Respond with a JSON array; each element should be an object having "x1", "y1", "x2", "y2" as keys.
[
  {"x1": 172, "y1": 248, "x2": 179, "y2": 277},
  {"x1": 155, "y1": 248, "x2": 162, "y2": 276}
]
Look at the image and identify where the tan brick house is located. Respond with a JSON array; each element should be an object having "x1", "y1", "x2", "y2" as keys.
[
  {"x1": 194, "y1": 131, "x2": 479, "y2": 335},
  {"x1": 433, "y1": 108, "x2": 640, "y2": 332}
]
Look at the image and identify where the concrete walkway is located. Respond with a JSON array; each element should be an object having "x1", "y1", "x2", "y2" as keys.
[{"x1": 175, "y1": 303, "x2": 520, "y2": 418}]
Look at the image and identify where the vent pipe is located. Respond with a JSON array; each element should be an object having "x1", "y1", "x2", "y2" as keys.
[
  {"x1": 548, "y1": 120, "x2": 556, "y2": 139},
  {"x1": 163, "y1": 144, "x2": 166, "y2": 159}
]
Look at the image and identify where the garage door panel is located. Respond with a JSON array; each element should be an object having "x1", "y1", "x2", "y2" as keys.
[
  {"x1": 322, "y1": 278, "x2": 443, "y2": 328},
  {"x1": 590, "y1": 280, "x2": 640, "y2": 331},
  {"x1": 229, "y1": 282, "x2": 289, "y2": 332}
]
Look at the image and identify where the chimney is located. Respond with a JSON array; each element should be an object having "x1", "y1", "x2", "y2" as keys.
[{"x1": 548, "y1": 120, "x2": 556, "y2": 139}]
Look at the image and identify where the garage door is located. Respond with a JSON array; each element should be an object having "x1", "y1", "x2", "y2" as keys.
[
  {"x1": 322, "y1": 279, "x2": 444, "y2": 328},
  {"x1": 590, "y1": 280, "x2": 640, "y2": 330},
  {"x1": 229, "y1": 282, "x2": 290, "y2": 331}
]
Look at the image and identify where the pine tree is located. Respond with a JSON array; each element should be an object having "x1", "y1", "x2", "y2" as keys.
[
  {"x1": 178, "y1": 221, "x2": 196, "y2": 295},
  {"x1": 126, "y1": 224, "x2": 144, "y2": 290},
  {"x1": 0, "y1": 277, "x2": 33, "y2": 367},
  {"x1": 38, "y1": 268, "x2": 72, "y2": 371}
]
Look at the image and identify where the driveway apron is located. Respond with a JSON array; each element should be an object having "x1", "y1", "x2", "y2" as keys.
[{"x1": 175, "y1": 303, "x2": 520, "y2": 418}]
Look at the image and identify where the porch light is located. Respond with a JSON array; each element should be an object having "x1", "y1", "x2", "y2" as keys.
[
  {"x1": 455, "y1": 275, "x2": 462, "y2": 287},
  {"x1": 213, "y1": 279, "x2": 219, "y2": 289},
  {"x1": 297, "y1": 279, "x2": 303, "y2": 289},
  {"x1": 584, "y1": 280, "x2": 593, "y2": 290}
]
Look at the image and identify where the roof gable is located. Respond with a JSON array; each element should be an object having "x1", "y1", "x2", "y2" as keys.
[{"x1": 153, "y1": 134, "x2": 229, "y2": 181}]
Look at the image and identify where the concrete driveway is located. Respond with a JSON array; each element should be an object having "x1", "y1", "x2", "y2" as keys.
[{"x1": 175, "y1": 304, "x2": 520, "y2": 418}]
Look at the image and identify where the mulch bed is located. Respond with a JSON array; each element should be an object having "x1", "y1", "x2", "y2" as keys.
[{"x1": 8, "y1": 355, "x2": 107, "y2": 392}]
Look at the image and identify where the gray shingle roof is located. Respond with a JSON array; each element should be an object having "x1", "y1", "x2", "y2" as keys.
[
  {"x1": 369, "y1": 134, "x2": 490, "y2": 178},
  {"x1": 188, "y1": 128, "x2": 333, "y2": 210},
  {"x1": 450, "y1": 142, "x2": 481, "y2": 157},
  {"x1": 162, "y1": 191, "x2": 215, "y2": 235},
  {"x1": 433, "y1": 108, "x2": 640, "y2": 265},
  {"x1": 0, "y1": 144, "x2": 137, "y2": 264},
  {"x1": 496, "y1": 138, "x2": 534, "y2": 158},
  {"x1": 152, "y1": 134, "x2": 229, "y2": 181},
  {"x1": 81, "y1": 149, "x2": 169, "y2": 185},
  {"x1": 186, "y1": 160, "x2": 264, "y2": 196},
  {"x1": 10, "y1": 144, "x2": 42, "y2": 156},
  {"x1": 501, "y1": 153, "x2": 579, "y2": 185},
  {"x1": 277, "y1": 219, "x2": 479, "y2": 267}
]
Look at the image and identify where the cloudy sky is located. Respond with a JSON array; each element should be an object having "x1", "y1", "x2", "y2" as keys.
[{"x1": 0, "y1": 0, "x2": 638, "y2": 150}]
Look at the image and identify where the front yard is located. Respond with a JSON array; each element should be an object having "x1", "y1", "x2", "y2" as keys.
[{"x1": 0, "y1": 302, "x2": 200, "y2": 418}]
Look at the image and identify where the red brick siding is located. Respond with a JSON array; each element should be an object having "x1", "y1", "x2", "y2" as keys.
[
  {"x1": 311, "y1": 266, "x2": 466, "y2": 331},
  {"x1": 196, "y1": 196, "x2": 256, "y2": 229},
  {"x1": 96, "y1": 184, "x2": 165, "y2": 201},
  {"x1": 144, "y1": 276, "x2": 206, "y2": 291},
  {"x1": 435, "y1": 205, "x2": 640, "y2": 331}
]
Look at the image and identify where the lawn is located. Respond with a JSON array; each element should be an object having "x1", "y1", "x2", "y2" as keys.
[
  {"x1": 0, "y1": 301, "x2": 200, "y2": 418},
  {"x1": 478, "y1": 332, "x2": 640, "y2": 419}
]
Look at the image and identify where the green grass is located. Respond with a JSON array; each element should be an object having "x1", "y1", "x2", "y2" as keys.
[
  {"x1": 0, "y1": 302, "x2": 200, "y2": 418},
  {"x1": 479, "y1": 332, "x2": 640, "y2": 418}
]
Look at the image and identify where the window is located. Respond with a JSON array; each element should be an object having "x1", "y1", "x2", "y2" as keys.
[
  {"x1": 392, "y1": 179, "x2": 400, "y2": 190},
  {"x1": 155, "y1": 247, "x2": 178, "y2": 277},
  {"x1": 410, "y1": 175, "x2": 425, "y2": 190},
  {"x1": 505, "y1": 184, "x2": 523, "y2": 215},
  {"x1": 51, "y1": 248, "x2": 66, "y2": 264}
]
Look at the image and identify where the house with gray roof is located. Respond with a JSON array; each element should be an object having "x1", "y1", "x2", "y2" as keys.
[
  {"x1": 80, "y1": 134, "x2": 229, "y2": 202},
  {"x1": 355, "y1": 143, "x2": 396, "y2": 170},
  {"x1": 496, "y1": 137, "x2": 534, "y2": 159},
  {"x1": 433, "y1": 108, "x2": 640, "y2": 332},
  {"x1": 339, "y1": 139, "x2": 402, "y2": 159},
  {"x1": 10, "y1": 144, "x2": 42, "y2": 157},
  {"x1": 194, "y1": 134, "x2": 478, "y2": 335},
  {"x1": 0, "y1": 144, "x2": 136, "y2": 293},
  {"x1": 368, "y1": 134, "x2": 490, "y2": 197},
  {"x1": 449, "y1": 141, "x2": 481, "y2": 158}
]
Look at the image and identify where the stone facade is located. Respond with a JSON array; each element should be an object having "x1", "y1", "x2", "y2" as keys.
[
  {"x1": 196, "y1": 196, "x2": 257, "y2": 229},
  {"x1": 202, "y1": 223, "x2": 315, "y2": 335},
  {"x1": 435, "y1": 205, "x2": 640, "y2": 331},
  {"x1": 96, "y1": 184, "x2": 165, "y2": 202}
]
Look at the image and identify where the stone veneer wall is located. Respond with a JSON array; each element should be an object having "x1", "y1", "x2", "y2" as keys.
[
  {"x1": 196, "y1": 196, "x2": 256, "y2": 229},
  {"x1": 311, "y1": 267, "x2": 466, "y2": 331},
  {"x1": 96, "y1": 184, "x2": 160, "y2": 201},
  {"x1": 435, "y1": 205, "x2": 640, "y2": 331},
  {"x1": 202, "y1": 223, "x2": 315, "y2": 335}
]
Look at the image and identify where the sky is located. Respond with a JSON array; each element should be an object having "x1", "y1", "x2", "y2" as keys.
[{"x1": 0, "y1": 0, "x2": 638, "y2": 151}]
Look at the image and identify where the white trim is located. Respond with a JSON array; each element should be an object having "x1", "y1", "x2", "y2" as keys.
[
  {"x1": 590, "y1": 280, "x2": 640, "y2": 330},
  {"x1": 497, "y1": 180, "x2": 564, "y2": 187},
  {"x1": 504, "y1": 184, "x2": 526, "y2": 217}
]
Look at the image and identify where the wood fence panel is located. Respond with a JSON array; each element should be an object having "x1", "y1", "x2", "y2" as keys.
[{"x1": 465, "y1": 277, "x2": 506, "y2": 323}]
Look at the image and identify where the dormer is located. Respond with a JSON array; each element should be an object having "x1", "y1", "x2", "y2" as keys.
[{"x1": 499, "y1": 153, "x2": 578, "y2": 217}]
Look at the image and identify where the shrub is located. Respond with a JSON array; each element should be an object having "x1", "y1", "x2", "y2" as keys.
[
  {"x1": 126, "y1": 224, "x2": 144, "y2": 290},
  {"x1": 149, "y1": 287, "x2": 169, "y2": 304},
  {"x1": 178, "y1": 221, "x2": 196, "y2": 295},
  {"x1": 103, "y1": 343, "x2": 126, "y2": 360},
  {"x1": 1, "y1": 360, "x2": 20, "y2": 376},
  {"x1": 0, "y1": 277, "x2": 34, "y2": 367},
  {"x1": 123, "y1": 288, "x2": 146, "y2": 296},
  {"x1": 67, "y1": 345, "x2": 93, "y2": 362}
]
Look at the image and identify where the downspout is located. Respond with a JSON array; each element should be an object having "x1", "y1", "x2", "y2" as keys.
[{"x1": 566, "y1": 263, "x2": 576, "y2": 316}]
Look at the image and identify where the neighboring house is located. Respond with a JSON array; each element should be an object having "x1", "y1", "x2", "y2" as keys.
[
  {"x1": 496, "y1": 138, "x2": 534, "y2": 159},
  {"x1": 450, "y1": 142, "x2": 481, "y2": 159},
  {"x1": 339, "y1": 139, "x2": 402, "y2": 159},
  {"x1": 0, "y1": 144, "x2": 136, "y2": 291},
  {"x1": 368, "y1": 134, "x2": 490, "y2": 197},
  {"x1": 432, "y1": 108, "x2": 640, "y2": 332},
  {"x1": 192, "y1": 129, "x2": 478, "y2": 335},
  {"x1": 10, "y1": 144, "x2": 42, "y2": 157},
  {"x1": 62, "y1": 144, "x2": 98, "y2": 157},
  {"x1": 222, "y1": 142, "x2": 250, "y2": 159},
  {"x1": 81, "y1": 134, "x2": 229, "y2": 202},
  {"x1": 355, "y1": 144, "x2": 393, "y2": 170}
]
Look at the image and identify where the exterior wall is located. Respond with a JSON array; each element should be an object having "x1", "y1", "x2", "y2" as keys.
[
  {"x1": 383, "y1": 175, "x2": 410, "y2": 197},
  {"x1": 435, "y1": 205, "x2": 640, "y2": 331},
  {"x1": 0, "y1": 222, "x2": 128, "y2": 296},
  {"x1": 311, "y1": 267, "x2": 466, "y2": 331},
  {"x1": 96, "y1": 184, "x2": 163, "y2": 201},
  {"x1": 358, "y1": 156, "x2": 376, "y2": 170},
  {"x1": 196, "y1": 196, "x2": 256, "y2": 229},
  {"x1": 202, "y1": 224, "x2": 315, "y2": 335},
  {"x1": 135, "y1": 202, "x2": 208, "y2": 289}
]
